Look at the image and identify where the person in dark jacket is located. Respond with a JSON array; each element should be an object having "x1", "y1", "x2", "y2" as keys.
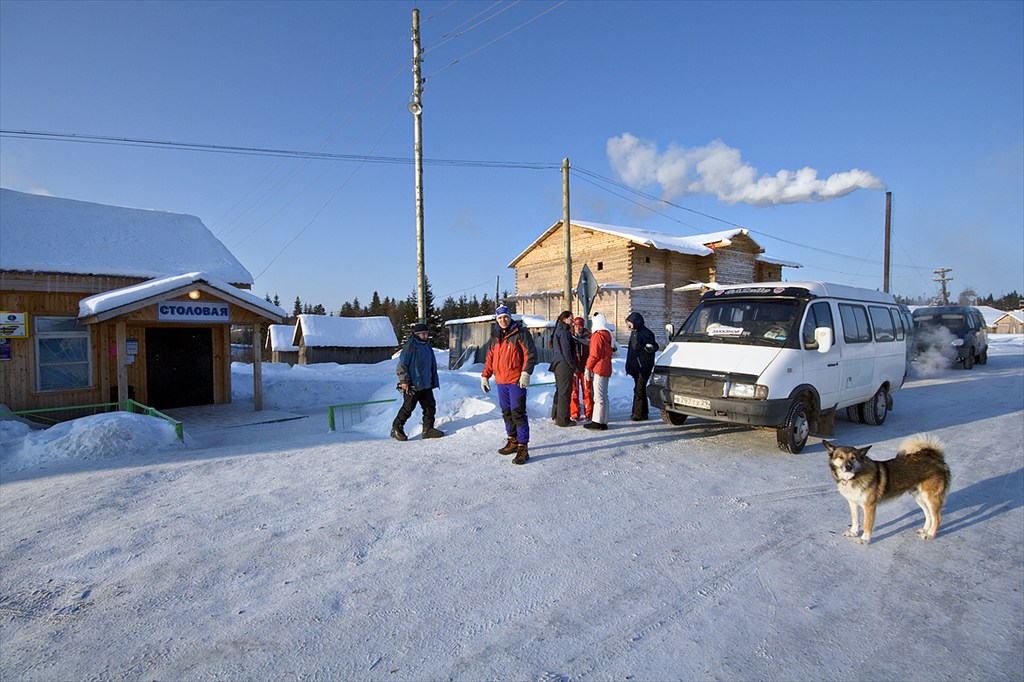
[
  {"x1": 392, "y1": 322, "x2": 444, "y2": 441},
  {"x1": 550, "y1": 310, "x2": 578, "y2": 427},
  {"x1": 625, "y1": 311, "x2": 659, "y2": 421},
  {"x1": 481, "y1": 305, "x2": 538, "y2": 464}
]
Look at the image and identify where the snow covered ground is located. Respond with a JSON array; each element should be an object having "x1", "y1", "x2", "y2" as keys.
[{"x1": 1, "y1": 336, "x2": 1022, "y2": 681}]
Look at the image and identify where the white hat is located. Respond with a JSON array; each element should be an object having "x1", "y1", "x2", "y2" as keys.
[{"x1": 591, "y1": 312, "x2": 608, "y2": 331}]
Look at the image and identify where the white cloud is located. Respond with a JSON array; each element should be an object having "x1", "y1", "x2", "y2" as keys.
[{"x1": 607, "y1": 133, "x2": 886, "y2": 207}]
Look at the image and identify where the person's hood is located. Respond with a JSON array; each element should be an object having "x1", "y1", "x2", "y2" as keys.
[
  {"x1": 626, "y1": 311, "x2": 645, "y2": 328},
  {"x1": 591, "y1": 312, "x2": 609, "y2": 332}
]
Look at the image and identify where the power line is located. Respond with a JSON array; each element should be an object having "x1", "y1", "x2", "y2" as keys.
[{"x1": 0, "y1": 129, "x2": 560, "y2": 169}]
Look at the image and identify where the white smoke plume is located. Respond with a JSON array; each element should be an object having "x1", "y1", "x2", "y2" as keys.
[{"x1": 607, "y1": 133, "x2": 885, "y2": 207}]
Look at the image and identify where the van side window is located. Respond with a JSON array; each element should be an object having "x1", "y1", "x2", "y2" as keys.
[
  {"x1": 893, "y1": 310, "x2": 905, "y2": 340},
  {"x1": 869, "y1": 306, "x2": 896, "y2": 342},
  {"x1": 802, "y1": 302, "x2": 834, "y2": 349},
  {"x1": 839, "y1": 304, "x2": 872, "y2": 343}
]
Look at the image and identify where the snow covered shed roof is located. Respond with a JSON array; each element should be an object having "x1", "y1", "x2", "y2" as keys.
[
  {"x1": 292, "y1": 315, "x2": 398, "y2": 348},
  {"x1": 0, "y1": 188, "x2": 253, "y2": 284},
  {"x1": 267, "y1": 325, "x2": 299, "y2": 352},
  {"x1": 507, "y1": 220, "x2": 800, "y2": 268}
]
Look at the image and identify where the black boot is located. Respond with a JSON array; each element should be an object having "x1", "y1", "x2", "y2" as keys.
[
  {"x1": 422, "y1": 427, "x2": 445, "y2": 439},
  {"x1": 512, "y1": 443, "x2": 529, "y2": 465},
  {"x1": 498, "y1": 435, "x2": 518, "y2": 455},
  {"x1": 391, "y1": 424, "x2": 408, "y2": 441}
]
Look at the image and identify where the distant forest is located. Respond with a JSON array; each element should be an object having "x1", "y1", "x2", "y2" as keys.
[
  {"x1": 894, "y1": 289, "x2": 1021, "y2": 309},
  {"x1": 264, "y1": 278, "x2": 515, "y2": 346}
]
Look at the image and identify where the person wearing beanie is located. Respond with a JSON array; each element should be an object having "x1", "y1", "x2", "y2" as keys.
[
  {"x1": 570, "y1": 316, "x2": 593, "y2": 421},
  {"x1": 481, "y1": 305, "x2": 538, "y2": 464},
  {"x1": 550, "y1": 310, "x2": 578, "y2": 427},
  {"x1": 625, "y1": 311, "x2": 659, "y2": 421},
  {"x1": 392, "y1": 322, "x2": 444, "y2": 441},
  {"x1": 584, "y1": 312, "x2": 614, "y2": 430}
]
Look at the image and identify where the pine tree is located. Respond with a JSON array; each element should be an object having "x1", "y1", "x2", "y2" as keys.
[{"x1": 293, "y1": 296, "x2": 303, "y2": 318}]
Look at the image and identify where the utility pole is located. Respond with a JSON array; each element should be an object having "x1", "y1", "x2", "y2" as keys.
[
  {"x1": 562, "y1": 158, "x2": 572, "y2": 312},
  {"x1": 883, "y1": 191, "x2": 892, "y2": 293},
  {"x1": 411, "y1": 9, "x2": 426, "y2": 324},
  {"x1": 933, "y1": 267, "x2": 953, "y2": 305}
]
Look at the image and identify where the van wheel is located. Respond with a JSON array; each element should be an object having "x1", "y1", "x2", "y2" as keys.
[
  {"x1": 846, "y1": 405, "x2": 862, "y2": 423},
  {"x1": 661, "y1": 410, "x2": 688, "y2": 426},
  {"x1": 777, "y1": 401, "x2": 810, "y2": 454},
  {"x1": 963, "y1": 350, "x2": 975, "y2": 370},
  {"x1": 979, "y1": 349, "x2": 988, "y2": 365},
  {"x1": 862, "y1": 386, "x2": 888, "y2": 426}
]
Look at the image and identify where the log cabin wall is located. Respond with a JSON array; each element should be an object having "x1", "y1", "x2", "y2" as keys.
[{"x1": 511, "y1": 225, "x2": 779, "y2": 346}]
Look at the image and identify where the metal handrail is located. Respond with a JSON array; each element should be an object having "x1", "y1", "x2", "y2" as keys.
[{"x1": 1, "y1": 400, "x2": 183, "y2": 441}]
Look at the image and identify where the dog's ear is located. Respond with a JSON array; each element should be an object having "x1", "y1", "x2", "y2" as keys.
[
  {"x1": 854, "y1": 445, "x2": 872, "y2": 459},
  {"x1": 822, "y1": 440, "x2": 835, "y2": 454}
]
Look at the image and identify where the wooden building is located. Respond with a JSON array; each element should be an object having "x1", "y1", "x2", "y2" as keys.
[
  {"x1": 0, "y1": 189, "x2": 285, "y2": 416},
  {"x1": 993, "y1": 311, "x2": 1024, "y2": 334},
  {"x1": 508, "y1": 219, "x2": 799, "y2": 343},
  {"x1": 266, "y1": 324, "x2": 299, "y2": 365},
  {"x1": 292, "y1": 315, "x2": 398, "y2": 365}
]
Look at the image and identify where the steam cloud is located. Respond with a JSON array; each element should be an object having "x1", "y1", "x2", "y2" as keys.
[{"x1": 607, "y1": 133, "x2": 885, "y2": 207}]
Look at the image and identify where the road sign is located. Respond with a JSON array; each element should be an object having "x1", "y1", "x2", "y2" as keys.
[{"x1": 576, "y1": 264, "x2": 598, "y2": 319}]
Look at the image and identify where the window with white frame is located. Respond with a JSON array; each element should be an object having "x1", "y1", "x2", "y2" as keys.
[{"x1": 35, "y1": 316, "x2": 91, "y2": 391}]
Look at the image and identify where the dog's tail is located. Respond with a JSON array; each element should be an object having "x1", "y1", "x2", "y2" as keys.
[{"x1": 899, "y1": 433, "x2": 951, "y2": 491}]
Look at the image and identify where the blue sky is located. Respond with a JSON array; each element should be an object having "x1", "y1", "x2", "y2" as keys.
[{"x1": 2, "y1": 0, "x2": 1022, "y2": 309}]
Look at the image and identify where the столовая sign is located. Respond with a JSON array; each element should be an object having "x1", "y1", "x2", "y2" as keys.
[{"x1": 158, "y1": 301, "x2": 230, "y2": 323}]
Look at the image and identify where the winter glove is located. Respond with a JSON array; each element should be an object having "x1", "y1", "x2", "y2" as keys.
[
  {"x1": 518, "y1": 372, "x2": 530, "y2": 389},
  {"x1": 644, "y1": 343, "x2": 656, "y2": 353},
  {"x1": 481, "y1": 376, "x2": 490, "y2": 393},
  {"x1": 585, "y1": 369, "x2": 594, "y2": 382}
]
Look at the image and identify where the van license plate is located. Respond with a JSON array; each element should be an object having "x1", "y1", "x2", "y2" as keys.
[{"x1": 674, "y1": 395, "x2": 710, "y2": 410}]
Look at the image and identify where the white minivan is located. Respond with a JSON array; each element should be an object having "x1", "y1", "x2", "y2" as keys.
[{"x1": 648, "y1": 282, "x2": 909, "y2": 453}]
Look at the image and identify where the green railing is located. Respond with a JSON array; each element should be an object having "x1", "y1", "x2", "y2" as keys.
[
  {"x1": 328, "y1": 398, "x2": 397, "y2": 432},
  {"x1": 326, "y1": 382, "x2": 555, "y2": 433},
  {"x1": 1, "y1": 400, "x2": 183, "y2": 441}
]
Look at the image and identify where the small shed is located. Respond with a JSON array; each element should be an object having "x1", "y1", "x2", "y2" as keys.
[
  {"x1": 292, "y1": 315, "x2": 398, "y2": 365},
  {"x1": 445, "y1": 314, "x2": 554, "y2": 370},
  {"x1": 993, "y1": 311, "x2": 1024, "y2": 334},
  {"x1": 266, "y1": 324, "x2": 299, "y2": 365}
]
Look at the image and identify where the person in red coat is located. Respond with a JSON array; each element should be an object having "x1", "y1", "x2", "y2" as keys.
[{"x1": 584, "y1": 312, "x2": 614, "y2": 430}]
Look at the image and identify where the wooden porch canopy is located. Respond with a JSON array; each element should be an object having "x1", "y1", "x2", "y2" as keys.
[{"x1": 77, "y1": 272, "x2": 286, "y2": 411}]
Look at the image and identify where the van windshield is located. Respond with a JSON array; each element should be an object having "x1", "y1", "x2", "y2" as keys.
[
  {"x1": 677, "y1": 299, "x2": 800, "y2": 347},
  {"x1": 914, "y1": 314, "x2": 966, "y2": 333}
]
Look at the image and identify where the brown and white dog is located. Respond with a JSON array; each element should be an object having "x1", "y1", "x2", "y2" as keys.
[{"x1": 824, "y1": 435, "x2": 951, "y2": 545}]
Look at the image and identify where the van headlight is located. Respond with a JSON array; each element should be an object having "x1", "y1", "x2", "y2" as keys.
[
  {"x1": 650, "y1": 373, "x2": 668, "y2": 387},
  {"x1": 951, "y1": 339, "x2": 964, "y2": 347},
  {"x1": 727, "y1": 383, "x2": 769, "y2": 400}
]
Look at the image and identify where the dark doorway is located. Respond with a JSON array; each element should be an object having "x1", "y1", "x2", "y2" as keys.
[{"x1": 146, "y1": 327, "x2": 214, "y2": 409}]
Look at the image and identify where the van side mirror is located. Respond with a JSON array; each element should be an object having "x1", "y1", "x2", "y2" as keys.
[
  {"x1": 815, "y1": 327, "x2": 833, "y2": 353},
  {"x1": 665, "y1": 323, "x2": 675, "y2": 339}
]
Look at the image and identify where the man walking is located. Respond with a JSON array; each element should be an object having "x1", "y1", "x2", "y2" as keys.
[{"x1": 392, "y1": 322, "x2": 444, "y2": 441}]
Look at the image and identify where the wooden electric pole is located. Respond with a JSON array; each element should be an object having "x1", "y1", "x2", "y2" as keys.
[
  {"x1": 933, "y1": 267, "x2": 953, "y2": 305},
  {"x1": 411, "y1": 9, "x2": 426, "y2": 324},
  {"x1": 562, "y1": 158, "x2": 572, "y2": 312}
]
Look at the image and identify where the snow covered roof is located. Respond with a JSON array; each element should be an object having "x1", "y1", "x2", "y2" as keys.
[
  {"x1": 0, "y1": 188, "x2": 253, "y2": 284},
  {"x1": 293, "y1": 315, "x2": 398, "y2": 348},
  {"x1": 78, "y1": 272, "x2": 286, "y2": 323},
  {"x1": 267, "y1": 325, "x2": 299, "y2": 352},
  {"x1": 508, "y1": 219, "x2": 800, "y2": 268}
]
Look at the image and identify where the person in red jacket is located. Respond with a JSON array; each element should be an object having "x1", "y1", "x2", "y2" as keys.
[
  {"x1": 584, "y1": 311, "x2": 614, "y2": 430},
  {"x1": 570, "y1": 316, "x2": 593, "y2": 422},
  {"x1": 481, "y1": 305, "x2": 538, "y2": 464}
]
